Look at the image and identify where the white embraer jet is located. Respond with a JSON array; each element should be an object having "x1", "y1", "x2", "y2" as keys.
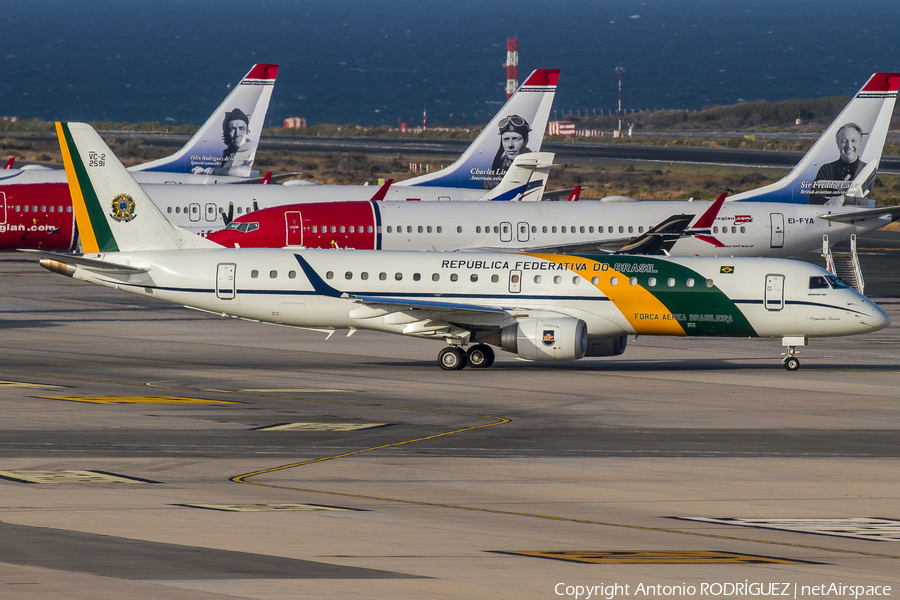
[{"x1": 31, "y1": 123, "x2": 889, "y2": 371}]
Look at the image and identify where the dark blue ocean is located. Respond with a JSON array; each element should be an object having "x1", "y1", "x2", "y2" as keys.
[{"x1": 1, "y1": 0, "x2": 898, "y2": 127}]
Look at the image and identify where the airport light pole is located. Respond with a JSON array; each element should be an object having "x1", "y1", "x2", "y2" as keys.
[{"x1": 615, "y1": 67, "x2": 624, "y2": 137}]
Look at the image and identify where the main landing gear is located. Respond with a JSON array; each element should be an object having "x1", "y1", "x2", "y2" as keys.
[{"x1": 437, "y1": 344, "x2": 495, "y2": 370}]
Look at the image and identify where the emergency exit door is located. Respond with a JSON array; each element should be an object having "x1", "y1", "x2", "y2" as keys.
[
  {"x1": 285, "y1": 211, "x2": 303, "y2": 245},
  {"x1": 765, "y1": 274, "x2": 784, "y2": 311},
  {"x1": 216, "y1": 263, "x2": 236, "y2": 300},
  {"x1": 770, "y1": 213, "x2": 784, "y2": 248}
]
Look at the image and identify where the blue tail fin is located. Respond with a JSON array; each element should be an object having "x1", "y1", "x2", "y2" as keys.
[
  {"x1": 399, "y1": 69, "x2": 559, "y2": 190},
  {"x1": 131, "y1": 64, "x2": 278, "y2": 178}
]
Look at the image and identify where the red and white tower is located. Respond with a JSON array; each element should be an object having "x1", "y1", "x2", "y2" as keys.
[{"x1": 505, "y1": 37, "x2": 519, "y2": 100}]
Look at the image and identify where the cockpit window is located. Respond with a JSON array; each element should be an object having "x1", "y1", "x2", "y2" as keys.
[
  {"x1": 825, "y1": 275, "x2": 850, "y2": 289},
  {"x1": 808, "y1": 276, "x2": 830, "y2": 289},
  {"x1": 224, "y1": 222, "x2": 260, "y2": 233}
]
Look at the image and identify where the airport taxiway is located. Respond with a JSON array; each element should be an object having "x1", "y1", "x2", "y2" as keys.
[{"x1": 1, "y1": 246, "x2": 899, "y2": 599}]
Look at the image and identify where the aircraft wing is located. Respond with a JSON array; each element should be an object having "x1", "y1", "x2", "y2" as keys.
[
  {"x1": 818, "y1": 206, "x2": 900, "y2": 222},
  {"x1": 20, "y1": 250, "x2": 150, "y2": 274},
  {"x1": 539, "y1": 187, "x2": 578, "y2": 201},
  {"x1": 229, "y1": 172, "x2": 301, "y2": 185}
]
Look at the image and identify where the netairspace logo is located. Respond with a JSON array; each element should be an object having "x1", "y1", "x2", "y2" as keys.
[{"x1": 554, "y1": 582, "x2": 892, "y2": 600}]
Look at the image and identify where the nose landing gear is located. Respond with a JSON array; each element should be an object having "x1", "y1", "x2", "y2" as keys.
[{"x1": 781, "y1": 336, "x2": 806, "y2": 371}]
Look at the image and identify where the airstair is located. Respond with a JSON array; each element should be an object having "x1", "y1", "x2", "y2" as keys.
[{"x1": 821, "y1": 234, "x2": 864, "y2": 294}]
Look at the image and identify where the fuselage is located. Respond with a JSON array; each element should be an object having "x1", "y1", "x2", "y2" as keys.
[
  {"x1": 59, "y1": 249, "x2": 888, "y2": 345},
  {"x1": 207, "y1": 199, "x2": 891, "y2": 258}
]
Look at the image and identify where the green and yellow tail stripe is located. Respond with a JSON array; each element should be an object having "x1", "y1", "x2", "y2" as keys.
[{"x1": 56, "y1": 122, "x2": 117, "y2": 253}]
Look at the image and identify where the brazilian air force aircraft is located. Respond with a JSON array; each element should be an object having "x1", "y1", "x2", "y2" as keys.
[
  {"x1": 208, "y1": 73, "x2": 900, "y2": 259},
  {"x1": 29, "y1": 122, "x2": 889, "y2": 372}
]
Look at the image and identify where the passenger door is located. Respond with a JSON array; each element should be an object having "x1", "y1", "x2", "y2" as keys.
[
  {"x1": 0, "y1": 192, "x2": 6, "y2": 225},
  {"x1": 500, "y1": 221, "x2": 513, "y2": 242},
  {"x1": 765, "y1": 274, "x2": 784, "y2": 311},
  {"x1": 205, "y1": 203, "x2": 218, "y2": 222},
  {"x1": 509, "y1": 269, "x2": 522, "y2": 293},
  {"x1": 189, "y1": 202, "x2": 201, "y2": 222},
  {"x1": 770, "y1": 213, "x2": 784, "y2": 248},
  {"x1": 216, "y1": 263, "x2": 236, "y2": 300},
  {"x1": 285, "y1": 211, "x2": 303, "y2": 246}
]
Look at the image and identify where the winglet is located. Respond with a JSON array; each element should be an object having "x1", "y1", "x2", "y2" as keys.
[
  {"x1": 369, "y1": 179, "x2": 394, "y2": 201},
  {"x1": 260, "y1": 171, "x2": 272, "y2": 185},
  {"x1": 293, "y1": 254, "x2": 343, "y2": 298},
  {"x1": 566, "y1": 185, "x2": 582, "y2": 202},
  {"x1": 691, "y1": 192, "x2": 727, "y2": 230},
  {"x1": 3, "y1": 157, "x2": 13, "y2": 169}
]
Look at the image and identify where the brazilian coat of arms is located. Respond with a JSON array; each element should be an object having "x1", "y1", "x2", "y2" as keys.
[{"x1": 110, "y1": 193, "x2": 136, "y2": 222}]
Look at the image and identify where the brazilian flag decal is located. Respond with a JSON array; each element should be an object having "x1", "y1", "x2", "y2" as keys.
[
  {"x1": 526, "y1": 253, "x2": 758, "y2": 338},
  {"x1": 720, "y1": 266, "x2": 735, "y2": 274}
]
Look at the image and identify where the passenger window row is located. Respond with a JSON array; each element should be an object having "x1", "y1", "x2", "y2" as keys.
[{"x1": 11, "y1": 205, "x2": 72, "y2": 213}]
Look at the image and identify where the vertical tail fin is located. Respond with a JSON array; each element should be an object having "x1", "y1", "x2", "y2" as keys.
[
  {"x1": 730, "y1": 73, "x2": 900, "y2": 207},
  {"x1": 400, "y1": 69, "x2": 559, "y2": 190},
  {"x1": 130, "y1": 64, "x2": 278, "y2": 177},
  {"x1": 57, "y1": 122, "x2": 220, "y2": 253},
  {"x1": 479, "y1": 152, "x2": 554, "y2": 201}
]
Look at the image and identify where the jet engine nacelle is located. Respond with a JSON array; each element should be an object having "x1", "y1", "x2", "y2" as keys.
[
  {"x1": 585, "y1": 335, "x2": 628, "y2": 357},
  {"x1": 498, "y1": 316, "x2": 588, "y2": 361}
]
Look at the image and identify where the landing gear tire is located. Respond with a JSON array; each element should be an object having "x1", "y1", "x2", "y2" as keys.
[
  {"x1": 783, "y1": 357, "x2": 800, "y2": 371},
  {"x1": 466, "y1": 344, "x2": 495, "y2": 369},
  {"x1": 438, "y1": 347, "x2": 467, "y2": 370}
]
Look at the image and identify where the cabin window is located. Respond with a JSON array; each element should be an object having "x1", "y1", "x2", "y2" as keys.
[
  {"x1": 476, "y1": 226, "x2": 482, "y2": 233},
  {"x1": 598, "y1": 226, "x2": 604, "y2": 233},
  {"x1": 740, "y1": 226, "x2": 746, "y2": 233},
  {"x1": 493, "y1": 226, "x2": 499, "y2": 233},
  {"x1": 345, "y1": 271, "x2": 353, "y2": 280},
  {"x1": 14, "y1": 205, "x2": 20, "y2": 211},
  {"x1": 639, "y1": 226, "x2": 645, "y2": 233},
  {"x1": 542, "y1": 226, "x2": 547, "y2": 233},
  {"x1": 339, "y1": 226, "x2": 345, "y2": 233},
  {"x1": 368, "y1": 226, "x2": 374, "y2": 233},
  {"x1": 413, "y1": 273, "x2": 421, "y2": 281},
  {"x1": 591, "y1": 276, "x2": 599, "y2": 285},
  {"x1": 311, "y1": 226, "x2": 317, "y2": 233},
  {"x1": 553, "y1": 276, "x2": 561, "y2": 284},
  {"x1": 561, "y1": 226, "x2": 567, "y2": 233},
  {"x1": 610, "y1": 277, "x2": 618, "y2": 285},
  {"x1": 379, "y1": 272, "x2": 387, "y2": 280},
  {"x1": 589, "y1": 226, "x2": 594, "y2": 233},
  {"x1": 237, "y1": 207, "x2": 243, "y2": 214},
  {"x1": 427, "y1": 226, "x2": 432, "y2": 233},
  {"x1": 619, "y1": 226, "x2": 624, "y2": 233},
  {"x1": 67, "y1": 206, "x2": 73, "y2": 213},
  {"x1": 268, "y1": 270, "x2": 276, "y2": 278},
  {"x1": 326, "y1": 271, "x2": 334, "y2": 279},
  {"x1": 457, "y1": 226, "x2": 462, "y2": 233},
  {"x1": 450, "y1": 273, "x2": 458, "y2": 282},
  {"x1": 49, "y1": 206, "x2": 54, "y2": 212},
  {"x1": 491, "y1": 274, "x2": 499, "y2": 283},
  {"x1": 706, "y1": 279, "x2": 714, "y2": 288},
  {"x1": 418, "y1": 226, "x2": 423, "y2": 233},
  {"x1": 686, "y1": 278, "x2": 694, "y2": 287},
  {"x1": 579, "y1": 226, "x2": 585, "y2": 233},
  {"x1": 648, "y1": 277, "x2": 657, "y2": 287},
  {"x1": 502, "y1": 224, "x2": 509, "y2": 235},
  {"x1": 251, "y1": 270, "x2": 259, "y2": 278},
  {"x1": 713, "y1": 226, "x2": 718, "y2": 233},
  {"x1": 289, "y1": 271, "x2": 296, "y2": 279},
  {"x1": 552, "y1": 226, "x2": 557, "y2": 233},
  {"x1": 436, "y1": 226, "x2": 442, "y2": 233},
  {"x1": 348, "y1": 226, "x2": 355, "y2": 233},
  {"x1": 667, "y1": 278, "x2": 675, "y2": 287},
  {"x1": 628, "y1": 226, "x2": 633, "y2": 233},
  {"x1": 407, "y1": 226, "x2": 412, "y2": 233},
  {"x1": 40, "y1": 206, "x2": 45, "y2": 212},
  {"x1": 377, "y1": 226, "x2": 382, "y2": 233},
  {"x1": 534, "y1": 275, "x2": 542, "y2": 283},
  {"x1": 470, "y1": 274, "x2": 478, "y2": 282},
  {"x1": 731, "y1": 226, "x2": 737, "y2": 233},
  {"x1": 174, "y1": 206, "x2": 179, "y2": 214},
  {"x1": 395, "y1": 272, "x2": 403, "y2": 281},
  {"x1": 330, "y1": 226, "x2": 336, "y2": 233},
  {"x1": 531, "y1": 226, "x2": 537, "y2": 233},
  {"x1": 432, "y1": 273, "x2": 440, "y2": 281},
  {"x1": 630, "y1": 277, "x2": 638, "y2": 286},
  {"x1": 387, "y1": 226, "x2": 392, "y2": 233},
  {"x1": 809, "y1": 276, "x2": 829, "y2": 289},
  {"x1": 572, "y1": 276, "x2": 580, "y2": 284},
  {"x1": 167, "y1": 207, "x2": 172, "y2": 214},
  {"x1": 361, "y1": 272, "x2": 368, "y2": 280}
]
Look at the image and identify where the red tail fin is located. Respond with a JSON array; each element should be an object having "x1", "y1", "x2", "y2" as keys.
[{"x1": 566, "y1": 185, "x2": 582, "y2": 202}]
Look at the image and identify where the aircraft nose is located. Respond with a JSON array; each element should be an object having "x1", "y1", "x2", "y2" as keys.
[{"x1": 868, "y1": 303, "x2": 891, "y2": 332}]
